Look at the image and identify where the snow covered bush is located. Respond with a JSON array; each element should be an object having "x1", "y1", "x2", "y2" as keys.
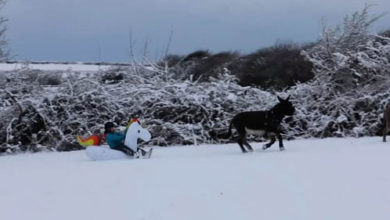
[
  {"x1": 380, "y1": 30, "x2": 390, "y2": 38},
  {"x1": 162, "y1": 44, "x2": 314, "y2": 90},
  {"x1": 230, "y1": 42, "x2": 314, "y2": 89},
  {"x1": 166, "y1": 50, "x2": 239, "y2": 82},
  {"x1": 0, "y1": 65, "x2": 282, "y2": 153},
  {"x1": 290, "y1": 5, "x2": 390, "y2": 138}
]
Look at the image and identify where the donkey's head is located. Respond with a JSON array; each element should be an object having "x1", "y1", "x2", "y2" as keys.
[{"x1": 276, "y1": 95, "x2": 295, "y2": 116}]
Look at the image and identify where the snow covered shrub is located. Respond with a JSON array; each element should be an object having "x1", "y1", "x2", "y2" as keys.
[
  {"x1": 379, "y1": 29, "x2": 390, "y2": 38},
  {"x1": 100, "y1": 67, "x2": 125, "y2": 84},
  {"x1": 287, "y1": 5, "x2": 390, "y2": 138},
  {"x1": 169, "y1": 50, "x2": 238, "y2": 82},
  {"x1": 22, "y1": 69, "x2": 40, "y2": 83},
  {"x1": 229, "y1": 42, "x2": 313, "y2": 89},
  {"x1": 165, "y1": 46, "x2": 313, "y2": 89},
  {"x1": 158, "y1": 54, "x2": 184, "y2": 67},
  {"x1": 0, "y1": 65, "x2": 282, "y2": 153},
  {"x1": 191, "y1": 52, "x2": 238, "y2": 82},
  {"x1": 37, "y1": 72, "x2": 62, "y2": 85},
  {"x1": 302, "y1": 6, "x2": 390, "y2": 90},
  {"x1": 182, "y1": 50, "x2": 211, "y2": 61},
  {"x1": 316, "y1": 4, "x2": 384, "y2": 58}
]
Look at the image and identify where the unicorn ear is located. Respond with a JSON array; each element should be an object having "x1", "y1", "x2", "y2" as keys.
[
  {"x1": 277, "y1": 96, "x2": 284, "y2": 102},
  {"x1": 286, "y1": 95, "x2": 291, "y2": 101}
]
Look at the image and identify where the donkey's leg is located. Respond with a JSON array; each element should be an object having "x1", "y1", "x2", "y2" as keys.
[
  {"x1": 263, "y1": 135, "x2": 276, "y2": 150},
  {"x1": 242, "y1": 137, "x2": 253, "y2": 152},
  {"x1": 237, "y1": 135, "x2": 248, "y2": 153},
  {"x1": 235, "y1": 126, "x2": 249, "y2": 153},
  {"x1": 383, "y1": 127, "x2": 387, "y2": 142},
  {"x1": 276, "y1": 133, "x2": 285, "y2": 151}
]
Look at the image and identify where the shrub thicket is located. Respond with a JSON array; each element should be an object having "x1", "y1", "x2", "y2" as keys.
[
  {"x1": 230, "y1": 43, "x2": 314, "y2": 89},
  {"x1": 167, "y1": 50, "x2": 239, "y2": 82},
  {"x1": 162, "y1": 44, "x2": 314, "y2": 89},
  {"x1": 379, "y1": 29, "x2": 390, "y2": 38}
]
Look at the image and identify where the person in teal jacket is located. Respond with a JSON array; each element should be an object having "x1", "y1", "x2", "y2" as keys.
[
  {"x1": 104, "y1": 121, "x2": 148, "y2": 157},
  {"x1": 104, "y1": 122, "x2": 135, "y2": 156}
]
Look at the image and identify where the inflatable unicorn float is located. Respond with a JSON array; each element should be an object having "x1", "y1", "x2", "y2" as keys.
[{"x1": 77, "y1": 118, "x2": 152, "y2": 160}]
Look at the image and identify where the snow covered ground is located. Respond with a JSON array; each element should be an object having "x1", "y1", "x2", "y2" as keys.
[{"x1": 1, "y1": 137, "x2": 390, "y2": 220}]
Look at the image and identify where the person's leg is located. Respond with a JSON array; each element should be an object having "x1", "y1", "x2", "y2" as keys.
[
  {"x1": 112, "y1": 144, "x2": 135, "y2": 156},
  {"x1": 136, "y1": 147, "x2": 154, "y2": 157},
  {"x1": 136, "y1": 147, "x2": 147, "y2": 156}
]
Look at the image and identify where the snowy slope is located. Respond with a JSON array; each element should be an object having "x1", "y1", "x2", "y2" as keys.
[{"x1": 1, "y1": 137, "x2": 390, "y2": 220}]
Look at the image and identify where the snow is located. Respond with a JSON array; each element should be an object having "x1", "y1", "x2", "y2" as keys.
[{"x1": 1, "y1": 137, "x2": 389, "y2": 220}]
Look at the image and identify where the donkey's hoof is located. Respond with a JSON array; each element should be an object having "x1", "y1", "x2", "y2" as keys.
[
  {"x1": 262, "y1": 145, "x2": 268, "y2": 150},
  {"x1": 279, "y1": 147, "x2": 285, "y2": 151}
]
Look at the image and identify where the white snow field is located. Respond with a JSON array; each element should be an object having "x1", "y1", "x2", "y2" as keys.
[{"x1": 1, "y1": 137, "x2": 390, "y2": 220}]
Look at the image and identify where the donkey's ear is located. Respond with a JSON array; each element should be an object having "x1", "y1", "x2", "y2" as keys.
[
  {"x1": 286, "y1": 95, "x2": 291, "y2": 101},
  {"x1": 277, "y1": 96, "x2": 284, "y2": 102}
]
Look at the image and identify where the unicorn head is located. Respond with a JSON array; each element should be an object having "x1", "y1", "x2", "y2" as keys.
[{"x1": 124, "y1": 120, "x2": 151, "y2": 151}]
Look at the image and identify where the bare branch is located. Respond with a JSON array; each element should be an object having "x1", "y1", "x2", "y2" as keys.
[{"x1": 164, "y1": 30, "x2": 174, "y2": 57}]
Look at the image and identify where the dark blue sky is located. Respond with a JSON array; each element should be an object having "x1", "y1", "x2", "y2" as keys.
[{"x1": 3, "y1": 0, "x2": 390, "y2": 62}]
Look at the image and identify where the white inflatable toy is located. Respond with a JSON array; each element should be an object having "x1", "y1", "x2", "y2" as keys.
[{"x1": 85, "y1": 121, "x2": 151, "y2": 160}]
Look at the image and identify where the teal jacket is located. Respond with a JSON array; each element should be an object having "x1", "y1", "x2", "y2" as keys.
[{"x1": 106, "y1": 132, "x2": 126, "y2": 148}]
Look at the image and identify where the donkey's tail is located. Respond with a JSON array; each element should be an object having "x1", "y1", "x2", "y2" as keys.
[
  {"x1": 222, "y1": 121, "x2": 233, "y2": 139},
  {"x1": 228, "y1": 121, "x2": 233, "y2": 137}
]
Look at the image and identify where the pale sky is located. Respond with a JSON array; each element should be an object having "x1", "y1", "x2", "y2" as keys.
[{"x1": 3, "y1": 0, "x2": 390, "y2": 62}]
